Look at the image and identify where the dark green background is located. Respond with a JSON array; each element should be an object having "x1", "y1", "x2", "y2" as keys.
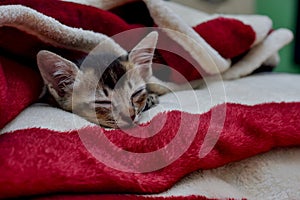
[{"x1": 256, "y1": 0, "x2": 300, "y2": 73}]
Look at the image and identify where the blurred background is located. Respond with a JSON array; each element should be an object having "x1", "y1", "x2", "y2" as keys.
[{"x1": 169, "y1": 0, "x2": 300, "y2": 73}]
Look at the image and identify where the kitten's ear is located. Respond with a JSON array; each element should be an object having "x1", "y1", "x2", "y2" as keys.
[
  {"x1": 129, "y1": 31, "x2": 158, "y2": 80},
  {"x1": 37, "y1": 50, "x2": 79, "y2": 97}
]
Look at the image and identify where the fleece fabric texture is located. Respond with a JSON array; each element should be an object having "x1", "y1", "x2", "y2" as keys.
[
  {"x1": 0, "y1": 0, "x2": 298, "y2": 199},
  {"x1": 1, "y1": 102, "x2": 300, "y2": 198},
  {"x1": 0, "y1": 0, "x2": 292, "y2": 83}
]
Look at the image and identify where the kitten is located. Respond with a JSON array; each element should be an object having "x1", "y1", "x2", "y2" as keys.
[
  {"x1": 37, "y1": 32, "x2": 159, "y2": 128},
  {"x1": 37, "y1": 31, "x2": 202, "y2": 128}
]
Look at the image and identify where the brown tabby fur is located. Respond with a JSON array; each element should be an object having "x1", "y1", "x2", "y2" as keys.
[{"x1": 37, "y1": 32, "x2": 201, "y2": 128}]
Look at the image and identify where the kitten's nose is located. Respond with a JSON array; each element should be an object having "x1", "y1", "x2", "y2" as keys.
[
  {"x1": 119, "y1": 108, "x2": 136, "y2": 124},
  {"x1": 130, "y1": 114, "x2": 136, "y2": 121},
  {"x1": 129, "y1": 108, "x2": 136, "y2": 121}
]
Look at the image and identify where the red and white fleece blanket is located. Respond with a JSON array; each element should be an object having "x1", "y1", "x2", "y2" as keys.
[{"x1": 0, "y1": 0, "x2": 299, "y2": 199}]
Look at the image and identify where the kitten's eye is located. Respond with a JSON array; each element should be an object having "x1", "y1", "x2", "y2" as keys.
[
  {"x1": 90, "y1": 100, "x2": 112, "y2": 109},
  {"x1": 135, "y1": 95, "x2": 147, "y2": 105},
  {"x1": 131, "y1": 88, "x2": 147, "y2": 114},
  {"x1": 95, "y1": 100, "x2": 111, "y2": 105},
  {"x1": 131, "y1": 87, "x2": 146, "y2": 98}
]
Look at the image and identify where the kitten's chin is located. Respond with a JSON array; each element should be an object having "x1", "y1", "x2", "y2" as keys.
[
  {"x1": 102, "y1": 123, "x2": 135, "y2": 129},
  {"x1": 114, "y1": 121, "x2": 135, "y2": 129},
  {"x1": 96, "y1": 120, "x2": 134, "y2": 129},
  {"x1": 86, "y1": 115, "x2": 138, "y2": 129}
]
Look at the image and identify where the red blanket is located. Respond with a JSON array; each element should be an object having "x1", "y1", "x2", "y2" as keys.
[{"x1": 0, "y1": 0, "x2": 299, "y2": 199}]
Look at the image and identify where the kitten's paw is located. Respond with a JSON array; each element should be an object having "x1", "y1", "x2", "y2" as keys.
[{"x1": 143, "y1": 93, "x2": 159, "y2": 112}]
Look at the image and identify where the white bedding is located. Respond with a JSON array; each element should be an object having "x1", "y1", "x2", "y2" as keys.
[{"x1": 2, "y1": 73, "x2": 300, "y2": 134}]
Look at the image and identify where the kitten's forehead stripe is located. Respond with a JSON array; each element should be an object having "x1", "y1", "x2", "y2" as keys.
[
  {"x1": 128, "y1": 81, "x2": 133, "y2": 89},
  {"x1": 103, "y1": 88, "x2": 109, "y2": 97},
  {"x1": 102, "y1": 62, "x2": 127, "y2": 89},
  {"x1": 81, "y1": 54, "x2": 128, "y2": 89}
]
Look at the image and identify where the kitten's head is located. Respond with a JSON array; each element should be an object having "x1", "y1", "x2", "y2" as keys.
[{"x1": 37, "y1": 32, "x2": 158, "y2": 128}]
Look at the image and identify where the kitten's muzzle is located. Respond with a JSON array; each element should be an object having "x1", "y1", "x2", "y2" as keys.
[{"x1": 119, "y1": 112, "x2": 136, "y2": 124}]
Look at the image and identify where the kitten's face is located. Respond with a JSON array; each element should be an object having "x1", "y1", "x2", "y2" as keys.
[
  {"x1": 37, "y1": 32, "x2": 158, "y2": 128},
  {"x1": 71, "y1": 55, "x2": 150, "y2": 128}
]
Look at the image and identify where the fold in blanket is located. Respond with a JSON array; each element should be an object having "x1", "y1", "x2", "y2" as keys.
[
  {"x1": 0, "y1": 0, "x2": 298, "y2": 199},
  {"x1": 0, "y1": 0, "x2": 293, "y2": 82},
  {"x1": 64, "y1": 0, "x2": 293, "y2": 79},
  {"x1": 1, "y1": 81, "x2": 300, "y2": 199}
]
